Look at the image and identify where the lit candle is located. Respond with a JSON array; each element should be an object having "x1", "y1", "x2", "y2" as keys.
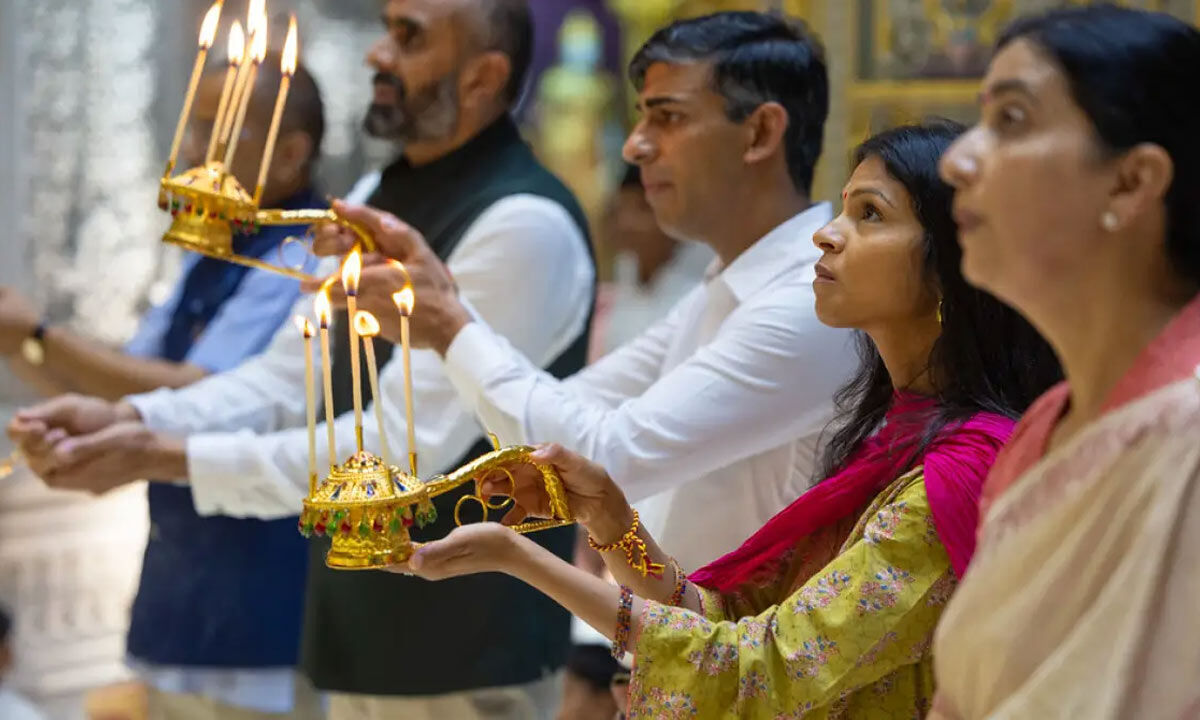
[
  {"x1": 341, "y1": 249, "x2": 365, "y2": 452},
  {"x1": 315, "y1": 290, "x2": 337, "y2": 468},
  {"x1": 206, "y1": 21, "x2": 244, "y2": 163},
  {"x1": 222, "y1": 18, "x2": 268, "y2": 171},
  {"x1": 253, "y1": 15, "x2": 297, "y2": 206},
  {"x1": 165, "y1": 2, "x2": 222, "y2": 178},
  {"x1": 213, "y1": 20, "x2": 249, "y2": 160},
  {"x1": 354, "y1": 311, "x2": 392, "y2": 474},
  {"x1": 295, "y1": 316, "x2": 318, "y2": 494},
  {"x1": 393, "y1": 285, "x2": 417, "y2": 477}
]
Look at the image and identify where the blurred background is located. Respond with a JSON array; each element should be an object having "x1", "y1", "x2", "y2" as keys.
[{"x1": 0, "y1": 1, "x2": 1196, "y2": 718}]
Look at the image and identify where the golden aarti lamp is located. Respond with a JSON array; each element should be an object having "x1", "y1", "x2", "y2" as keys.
[
  {"x1": 160, "y1": 3, "x2": 574, "y2": 570},
  {"x1": 158, "y1": 2, "x2": 371, "y2": 282}
]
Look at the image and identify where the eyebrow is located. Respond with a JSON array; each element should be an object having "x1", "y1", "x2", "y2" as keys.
[
  {"x1": 382, "y1": 13, "x2": 422, "y2": 35},
  {"x1": 847, "y1": 187, "x2": 895, "y2": 208},
  {"x1": 636, "y1": 95, "x2": 687, "y2": 112},
  {"x1": 979, "y1": 78, "x2": 1038, "y2": 106}
]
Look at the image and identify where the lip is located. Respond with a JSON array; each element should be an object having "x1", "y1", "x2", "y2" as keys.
[
  {"x1": 642, "y1": 181, "x2": 672, "y2": 196},
  {"x1": 372, "y1": 83, "x2": 397, "y2": 105},
  {"x1": 814, "y1": 262, "x2": 836, "y2": 283},
  {"x1": 953, "y1": 205, "x2": 984, "y2": 233}
]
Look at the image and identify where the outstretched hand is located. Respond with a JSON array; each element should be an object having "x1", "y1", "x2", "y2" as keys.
[{"x1": 389, "y1": 522, "x2": 523, "y2": 581}]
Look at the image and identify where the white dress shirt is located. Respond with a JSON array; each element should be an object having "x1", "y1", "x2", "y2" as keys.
[{"x1": 442, "y1": 204, "x2": 856, "y2": 572}]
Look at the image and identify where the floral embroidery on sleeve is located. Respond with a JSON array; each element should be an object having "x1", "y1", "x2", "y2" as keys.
[
  {"x1": 688, "y1": 641, "x2": 738, "y2": 676},
  {"x1": 629, "y1": 689, "x2": 698, "y2": 719},
  {"x1": 857, "y1": 566, "x2": 915, "y2": 614},
  {"x1": 739, "y1": 670, "x2": 769, "y2": 701},
  {"x1": 855, "y1": 631, "x2": 898, "y2": 667},
  {"x1": 925, "y1": 572, "x2": 956, "y2": 607},
  {"x1": 786, "y1": 636, "x2": 840, "y2": 678},
  {"x1": 791, "y1": 570, "x2": 853, "y2": 614},
  {"x1": 865, "y1": 501, "x2": 908, "y2": 545}
]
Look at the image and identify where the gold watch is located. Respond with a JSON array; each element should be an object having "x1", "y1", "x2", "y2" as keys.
[{"x1": 20, "y1": 323, "x2": 46, "y2": 366}]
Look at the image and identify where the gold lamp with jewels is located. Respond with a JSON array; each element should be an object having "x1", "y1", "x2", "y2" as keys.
[
  {"x1": 157, "y1": 1, "x2": 574, "y2": 570},
  {"x1": 158, "y1": 1, "x2": 373, "y2": 282}
]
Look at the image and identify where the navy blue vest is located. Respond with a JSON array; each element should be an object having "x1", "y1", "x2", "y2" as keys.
[{"x1": 126, "y1": 188, "x2": 322, "y2": 667}]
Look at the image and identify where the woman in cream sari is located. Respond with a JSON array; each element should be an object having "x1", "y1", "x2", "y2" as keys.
[{"x1": 931, "y1": 6, "x2": 1200, "y2": 718}]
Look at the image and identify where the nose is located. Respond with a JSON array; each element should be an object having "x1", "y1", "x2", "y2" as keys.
[
  {"x1": 622, "y1": 123, "x2": 654, "y2": 166},
  {"x1": 813, "y1": 218, "x2": 845, "y2": 254},
  {"x1": 939, "y1": 131, "x2": 979, "y2": 190},
  {"x1": 365, "y1": 36, "x2": 394, "y2": 72}
]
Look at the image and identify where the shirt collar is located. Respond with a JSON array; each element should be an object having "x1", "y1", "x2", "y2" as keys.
[{"x1": 709, "y1": 202, "x2": 832, "y2": 303}]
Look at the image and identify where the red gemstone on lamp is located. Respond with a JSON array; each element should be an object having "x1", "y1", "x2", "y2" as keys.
[
  {"x1": 402, "y1": 515, "x2": 414, "y2": 528},
  {"x1": 372, "y1": 518, "x2": 384, "y2": 534},
  {"x1": 339, "y1": 522, "x2": 352, "y2": 535},
  {"x1": 314, "y1": 523, "x2": 327, "y2": 536}
]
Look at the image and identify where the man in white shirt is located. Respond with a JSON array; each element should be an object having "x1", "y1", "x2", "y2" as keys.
[
  {"x1": 10, "y1": 1, "x2": 595, "y2": 718},
  {"x1": 309, "y1": 11, "x2": 855, "y2": 572}
]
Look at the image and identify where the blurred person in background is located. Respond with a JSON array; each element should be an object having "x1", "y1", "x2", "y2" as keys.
[
  {"x1": 7, "y1": 58, "x2": 329, "y2": 720},
  {"x1": 590, "y1": 164, "x2": 712, "y2": 360}
]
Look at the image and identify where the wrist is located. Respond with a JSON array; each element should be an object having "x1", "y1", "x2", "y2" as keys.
[
  {"x1": 432, "y1": 301, "x2": 472, "y2": 357},
  {"x1": 147, "y1": 432, "x2": 189, "y2": 480},
  {"x1": 586, "y1": 492, "x2": 636, "y2": 548},
  {"x1": 114, "y1": 401, "x2": 142, "y2": 423}
]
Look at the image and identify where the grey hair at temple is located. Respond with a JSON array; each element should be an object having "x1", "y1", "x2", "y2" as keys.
[{"x1": 459, "y1": 0, "x2": 534, "y2": 105}]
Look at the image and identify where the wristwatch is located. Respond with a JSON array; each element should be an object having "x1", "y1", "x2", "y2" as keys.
[{"x1": 20, "y1": 323, "x2": 46, "y2": 366}]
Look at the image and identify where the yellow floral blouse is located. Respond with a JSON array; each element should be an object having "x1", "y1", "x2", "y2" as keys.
[{"x1": 627, "y1": 469, "x2": 956, "y2": 719}]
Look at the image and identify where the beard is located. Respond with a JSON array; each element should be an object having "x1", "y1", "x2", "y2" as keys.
[{"x1": 363, "y1": 71, "x2": 460, "y2": 143}]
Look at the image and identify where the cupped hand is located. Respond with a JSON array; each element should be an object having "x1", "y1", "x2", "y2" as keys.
[{"x1": 387, "y1": 522, "x2": 522, "y2": 581}]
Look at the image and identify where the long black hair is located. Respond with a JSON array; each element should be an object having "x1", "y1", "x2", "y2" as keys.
[
  {"x1": 818, "y1": 122, "x2": 1063, "y2": 478},
  {"x1": 996, "y1": 4, "x2": 1200, "y2": 289}
]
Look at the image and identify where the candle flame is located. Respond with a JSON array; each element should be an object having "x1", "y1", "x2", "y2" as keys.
[
  {"x1": 341, "y1": 248, "x2": 362, "y2": 296},
  {"x1": 293, "y1": 315, "x2": 315, "y2": 338},
  {"x1": 281, "y1": 15, "x2": 298, "y2": 76},
  {"x1": 393, "y1": 287, "x2": 415, "y2": 317},
  {"x1": 247, "y1": 0, "x2": 266, "y2": 33},
  {"x1": 199, "y1": 3, "x2": 222, "y2": 49},
  {"x1": 314, "y1": 290, "x2": 332, "y2": 328},
  {"x1": 251, "y1": 16, "x2": 268, "y2": 63},
  {"x1": 227, "y1": 21, "x2": 245, "y2": 66},
  {"x1": 354, "y1": 311, "x2": 381, "y2": 338}
]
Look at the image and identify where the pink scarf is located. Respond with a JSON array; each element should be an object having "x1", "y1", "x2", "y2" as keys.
[{"x1": 690, "y1": 393, "x2": 1014, "y2": 593}]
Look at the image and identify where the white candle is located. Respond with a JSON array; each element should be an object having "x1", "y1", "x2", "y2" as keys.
[
  {"x1": 393, "y1": 286, "x2": 417, "y2": 476},
  {"x1": 213, "y1": 20, "x2": 249, "y2": 159},
  {"x1": 315, "y1": 291, "x2": 337, "y2": 468},
  {"x1": 222, "y1": 20, "x2": 267, "y2": 171},
  {"x1": 355, "y1": 311, "x2": 392, "y2": 474},
  {"x1": 166, "y1": 2, "x2": 222, "y2": 178},
  {"x1": 341, "y1": 250, "x2": 365, "y2": 452},
  {"x1": 295, "y1": 316, "x2": 318, "y2": 494},
  {"x1": 252, "y1": 16, "x2": 298, "y2": 206}
]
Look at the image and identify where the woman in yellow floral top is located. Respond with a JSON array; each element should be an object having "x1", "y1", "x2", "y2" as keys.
[{"x1": 397, "y1": 123, "x2": 1061, "y2": 718}]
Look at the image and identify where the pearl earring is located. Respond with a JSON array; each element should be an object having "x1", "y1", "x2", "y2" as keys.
[{"x1": 1101, "y1": 211, "x2": 1119, "y2": 232}]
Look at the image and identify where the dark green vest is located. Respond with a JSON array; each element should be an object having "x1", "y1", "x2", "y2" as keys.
[{"x1": 302, "y1": 117, "x2": 594, "y2": 695}]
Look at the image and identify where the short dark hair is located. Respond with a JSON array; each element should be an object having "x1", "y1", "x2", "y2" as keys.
[
  {"x1": 997, "y1": 4, "x2": 1200, "y2": 288},
  {"x1": 464, "y1": 0, "x2": 534, "y2": 106},
  {"x1": 629, "y1": 12, "x2": 828, "y2": 195},
  {"x1": 819, "y1": 122, "x2": 1063, "y2": 479}
]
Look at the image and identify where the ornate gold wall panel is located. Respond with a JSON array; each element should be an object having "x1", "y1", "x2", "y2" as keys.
[{"x1": 610, "y1": 0, "x2": 1199, "y2": 204}]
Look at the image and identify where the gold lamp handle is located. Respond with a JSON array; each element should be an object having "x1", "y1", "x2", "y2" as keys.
[
  {"x1": 429, "y1": 445, "x2": 574, "y2": 535},
  {"x1": 255, "y1": 208, "x2": 377, "y2": 253}
]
